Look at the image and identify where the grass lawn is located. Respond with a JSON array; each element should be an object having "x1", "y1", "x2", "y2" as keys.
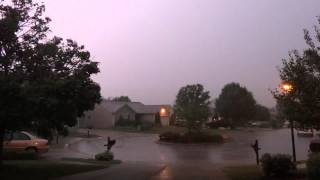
[
  {"x1": 223, "y1": 165, "x2": 264, "y2": 180},
  {"x1": 223, "y1": 165, "x2": 307, "y2": 180},
  {"x1": 0, "y1": 160, "x2": 107, "y2": 180},
  {"x1": 62, "y1": 157, "x2": 122, "y2": 166}
]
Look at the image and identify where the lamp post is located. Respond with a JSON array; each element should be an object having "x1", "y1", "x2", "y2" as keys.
[{"x1": 281, "y1": 83, "x2": 296, "y2": 163}]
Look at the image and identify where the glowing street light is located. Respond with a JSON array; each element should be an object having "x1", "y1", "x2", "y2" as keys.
[
  {"x1": 282, "y1": 83, "x2": 293, "y2": 93},
  {"x1": 281, "y1": 82, "x2": 296, "y2": 163}
]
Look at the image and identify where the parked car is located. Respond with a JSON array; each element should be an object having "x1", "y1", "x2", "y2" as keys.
[
  {"x1": 297, "y1": 129, "x2": 314, "y2": 137},
  {"x1": 3, "y1": 131, "x2": 49, "y2": 153}
]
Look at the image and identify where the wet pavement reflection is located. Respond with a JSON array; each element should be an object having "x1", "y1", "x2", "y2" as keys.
[{"x1": 69, "y1": 129, "x2": 314, "y2": 165}]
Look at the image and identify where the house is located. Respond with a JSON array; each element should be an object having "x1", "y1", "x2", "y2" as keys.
[{"x1": 78, "y1": 100, "x2": 172, "y2": 129}]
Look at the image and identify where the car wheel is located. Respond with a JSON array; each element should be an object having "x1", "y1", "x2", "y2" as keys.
[{"x1": 26, "y1": 147, "x2": 37, "y2": 153}]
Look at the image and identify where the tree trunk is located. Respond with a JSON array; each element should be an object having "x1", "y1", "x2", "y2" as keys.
[{"x1": 0, "y1": 123, "x2": 5, "y2": 169}]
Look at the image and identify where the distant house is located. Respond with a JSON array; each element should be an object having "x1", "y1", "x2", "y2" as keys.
[{"x1": 78, "y1": 100, "x2": 172, "y2": 129}]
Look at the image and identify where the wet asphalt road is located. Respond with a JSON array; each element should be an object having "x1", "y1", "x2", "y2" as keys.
[
  {"x1": 68, "y1": 128, "x2": 312, "y2": 165},
  {"x1": 55, "y1": 128, "x2": 314, "y2": 180}
]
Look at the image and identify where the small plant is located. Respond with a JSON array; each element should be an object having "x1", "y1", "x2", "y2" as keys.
[
  {"x1": 307, "y1": 153, "x2": 320, "y2": 180},
  {"x1": 261, "y1": 153, "x2": 295, "y2": 177},
  {"x1": 95, "y1": 151, "x2": 114, "y2": 161}
]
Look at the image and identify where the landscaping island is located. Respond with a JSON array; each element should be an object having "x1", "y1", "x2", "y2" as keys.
[{"x1": 159, "y1": 131, "x2": 224, "y2": 144}]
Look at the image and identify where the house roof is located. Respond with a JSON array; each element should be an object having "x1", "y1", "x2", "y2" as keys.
[{"x1": 102, "y1": 101, "x2": 171, "y2": 114}]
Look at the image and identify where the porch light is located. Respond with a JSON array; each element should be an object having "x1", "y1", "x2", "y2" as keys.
[{"x1": 160, "y1": 108, "x2": 167, "y2": 116}]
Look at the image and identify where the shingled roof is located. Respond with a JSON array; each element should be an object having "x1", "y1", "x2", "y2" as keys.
[{"x1": 102, "y1": 100, "x2": 171, "y2": 114}]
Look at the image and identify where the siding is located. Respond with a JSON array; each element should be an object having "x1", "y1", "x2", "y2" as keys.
[
  {"x1": 139, "y1": 114, "x2": 155, "y2": 124},
  {"x1": 115, "y1": 105, "x2": 136, "y2": 122}
]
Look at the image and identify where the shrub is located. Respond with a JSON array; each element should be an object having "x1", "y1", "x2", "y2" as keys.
[
  {"x1": 3, "y1": 151, "x2": 38, "y2": 160},
  {"x1": 95, "y1": 151, "x2": 114, "y2": 161},
  {"x1": 206, "y1": 120, "x2": 231, "y2": 129},
  {"x1": 261, "y1": 153, "x2": 295, "y2": 177},
  {"x1": 159, "y1": 131, "x2": 223, "y2": 143},
  {"x1": 159, "y1": 132, "x2": 181, "y2": 142},
  {"x1": 307, "y1": 153, "x2": 320, "y2": 180}
]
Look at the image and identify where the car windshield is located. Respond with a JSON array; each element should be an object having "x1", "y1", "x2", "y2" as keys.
[{"x1": 25, "y1": 132, "x2": 39, "y2": 139}]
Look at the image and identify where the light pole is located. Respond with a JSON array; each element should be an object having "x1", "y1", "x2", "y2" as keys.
[{"x1": 281, "y1": 83, "x2": 297, "y2": 163}]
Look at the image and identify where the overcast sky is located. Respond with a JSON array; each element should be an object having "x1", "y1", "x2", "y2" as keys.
[{"x1": 42, "y1": 0, "x2": 320, "y2": 107}]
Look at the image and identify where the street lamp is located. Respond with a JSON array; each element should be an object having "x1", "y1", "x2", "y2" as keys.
[{"x1": 281, "y1": 82, "x2": 296, "y2": 163}]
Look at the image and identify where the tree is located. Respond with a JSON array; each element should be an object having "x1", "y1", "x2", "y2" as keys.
[
  {"x1": 272, "y1": 18, "x2": 320, "y2": 129},
  {"x1": 174, "y1": 84, "x2": 211, "y2": 132},
  {"x1": 215, "y1": 83, "x2": 256, "y2": 127},
  {"x1": 110, "y1": 96, "x2": 131, "y2": 102},
  {"x1": 0, "y1": 0, "x2": 101, "y2": 166},
  {"x1": 253, "y1": 104, "x2": 271, "y2": 122}
]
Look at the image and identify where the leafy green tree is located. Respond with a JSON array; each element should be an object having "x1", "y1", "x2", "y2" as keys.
[
  {"x1": 253, "y1": 104, "x2": 271, "y2": 122},
  {"x1": 215, "y1": 83, "x2": 256, "y2": 127},
  {"x1": 272, "y1": 18, "x2": 320, "y2": 129},
  {"x1": 174, "y1": 84, "x2": 211, "y2": 132},
  {"x1": 111, "y1": 96, "x2": 131, "y2": 102},
  {"x1": 0, "y1": 0, "x2": 101, "y2": 166}
]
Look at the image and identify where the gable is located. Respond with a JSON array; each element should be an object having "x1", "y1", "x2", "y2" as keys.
[{"x1": 116, "y1": 105, "x2": 136, "y2": 115}]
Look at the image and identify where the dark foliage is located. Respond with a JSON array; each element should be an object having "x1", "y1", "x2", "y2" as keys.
[
  {"x1": 216, "y1": 83, "x2": 256, "y2": 127},
  {"x1": 272, "y1": 18, "x2": 320, "y2": 128},
  {"x1": 95, "y1": 151, "x2": 114, "y2": 161},
  {"x1": 253, "y1": 104, "x2": 271, "y2": 122},
  {"x1": 261, "y1": 153, "x2": 295, "y2": 177},
  {"x1": 0, "y1": 0, "x2": 101, "y2": 165},
  {"x1": 206, "y1": 120, "x2": 232, "y2": 129},
  {"x1": 174, "y1": 84, "x2": 211, "y2": 132},
  {"x1": 307, "y1": 153, "x2": 320, "y2": 180},
  {"x1": 109, "y1": 96, "x2": 131, "y2": 102},
  {"x1": 159, "y1": 131, "x2": 223, "y2": 144}
]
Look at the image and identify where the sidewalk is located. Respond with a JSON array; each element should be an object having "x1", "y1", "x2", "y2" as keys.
[{"x1": 150, "y1": 163, "x2": 230, "y2": 180}]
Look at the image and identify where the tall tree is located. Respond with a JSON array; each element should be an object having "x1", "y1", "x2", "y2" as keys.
[
  {"x1": 174, "y1": 84, "x2": 211, "y2": 132},
  {"x1": 215, "y1": 82, "x2": 256, "y2": 127},
  {"x1": 0, "y1": 0, "x2": 101, "y2": 166},
  {"x1": 110, "y1": 96, "x2": 131, "y2": 102},
  {"x1": 253, "y1": 104, "x2": 271, "y2": 122},
  {"x1": 272, "y1": 18, "x2": 320, "y2": 129}
]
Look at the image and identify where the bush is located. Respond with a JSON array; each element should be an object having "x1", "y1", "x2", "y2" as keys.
[
  {"x1": 3, "y1": 151, "x2": 38, "y2": 160},
  {"x1": 261, "y1": 153, "x2": 295, "y2": 177},
  {"x1": 159, "y1": 131, "x2": 223, "y2": 143},
  {"x1": 307, "y1": 153, "x2": 320, "y2": 180},
  {"x1": 206, "y1": 120, "x2": 231, "y2": 129},
  {"x1": 159, "y1": 132, "x2": 181, "y2": 142},
  {"x1": 95, "y1": 151, "x2": 114, "y2": 161}
]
